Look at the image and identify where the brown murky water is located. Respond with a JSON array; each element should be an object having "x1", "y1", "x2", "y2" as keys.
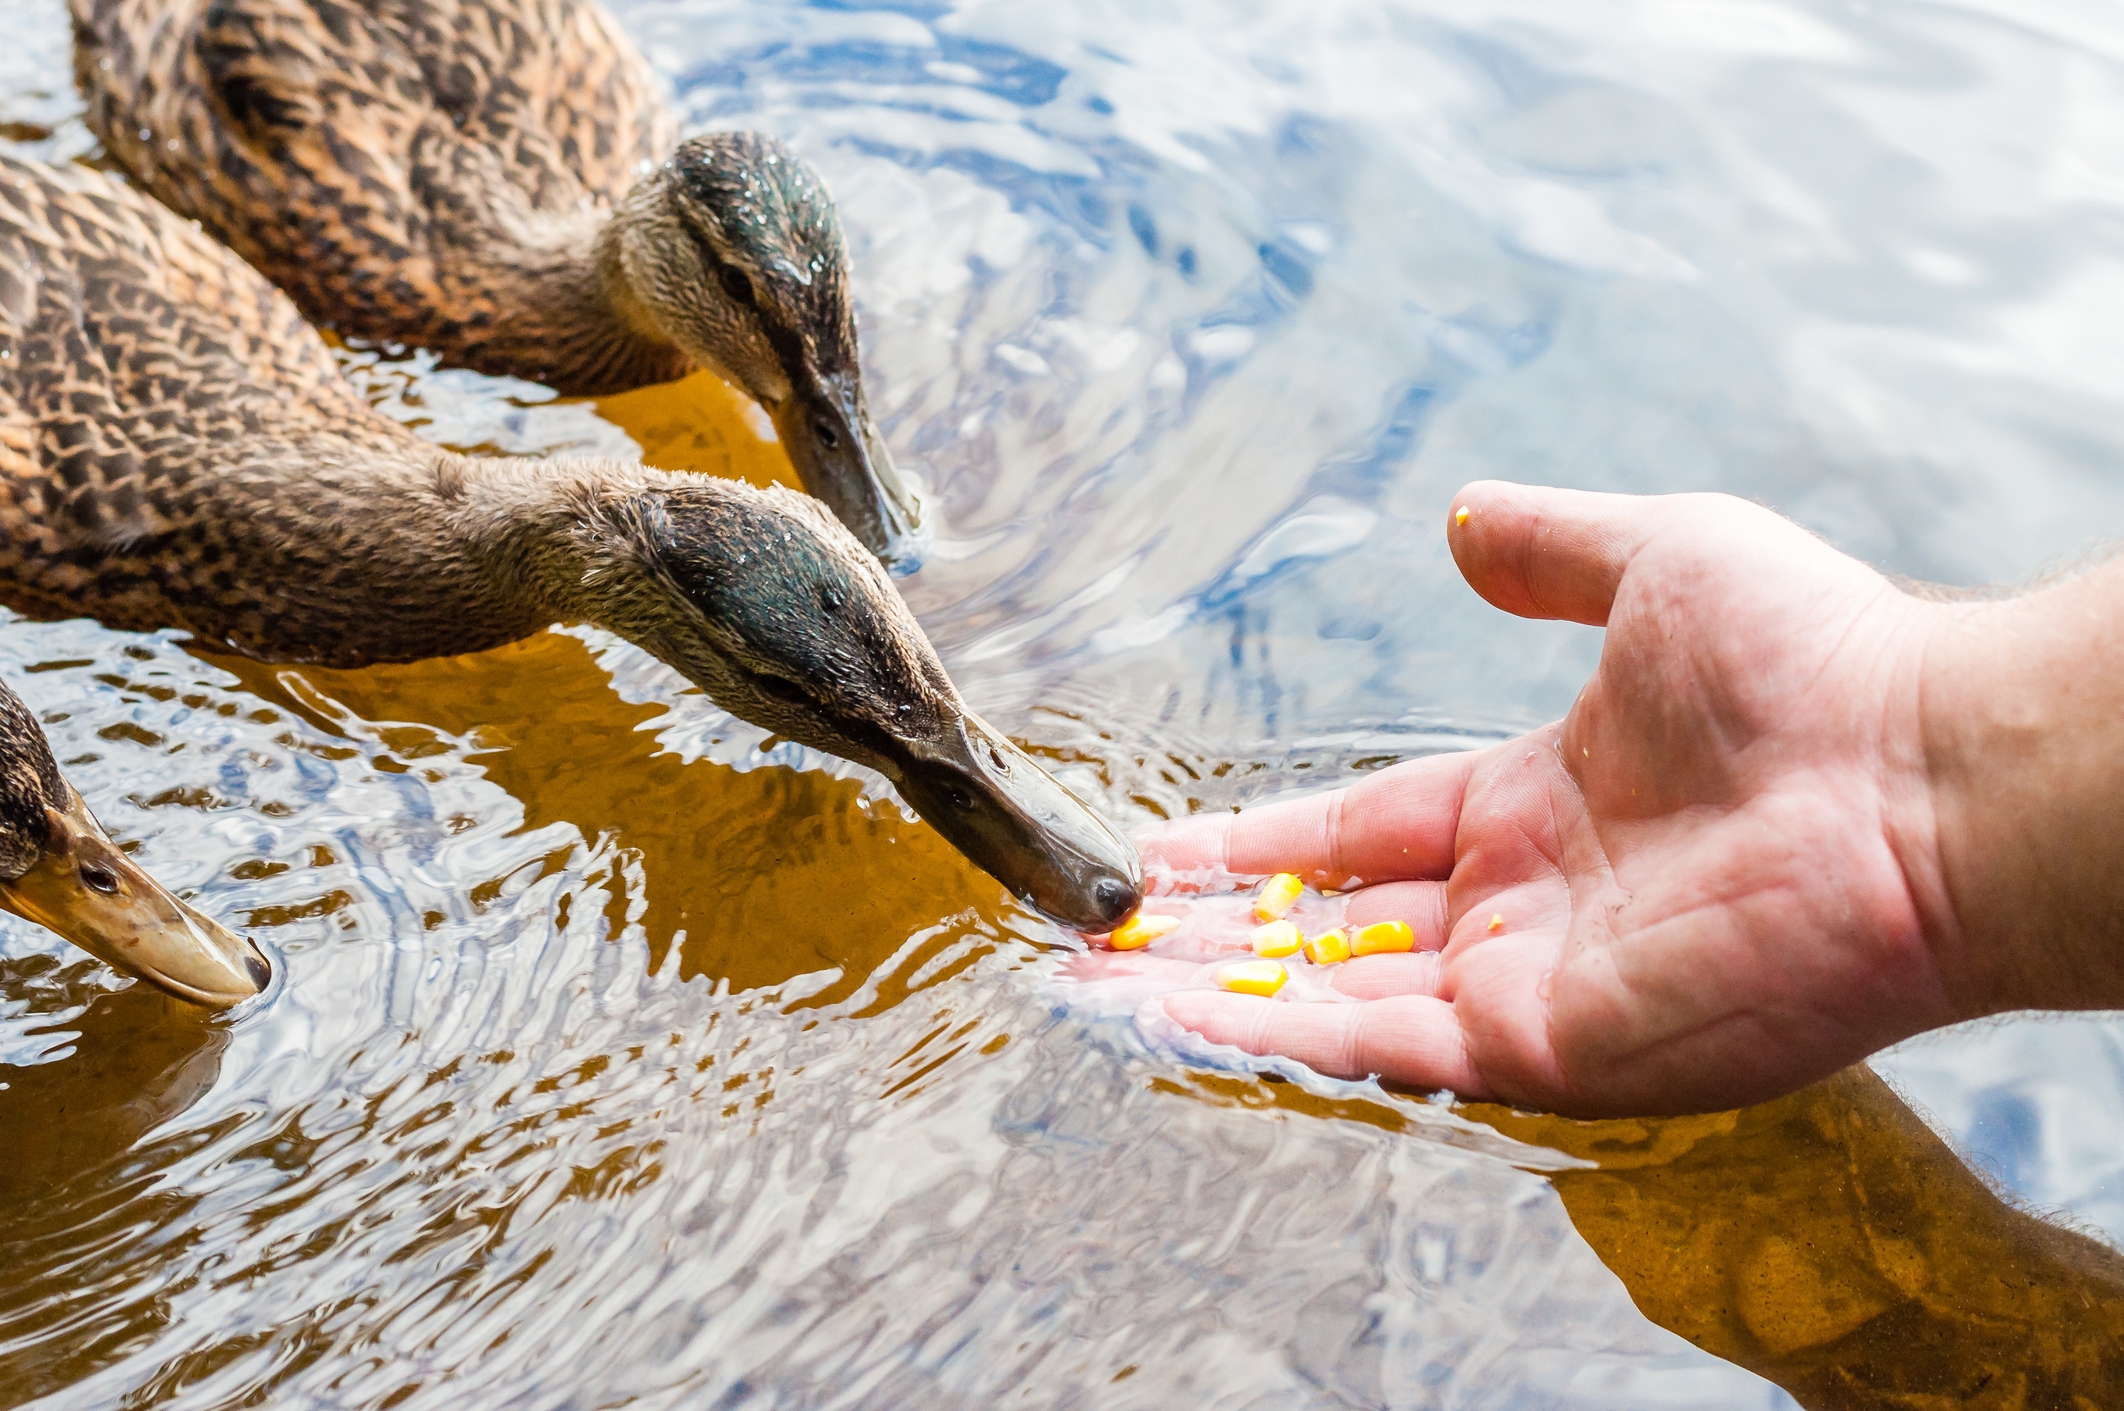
[{"x1": 7, "y1": 0, "x2": 2124, "y2": 1405}]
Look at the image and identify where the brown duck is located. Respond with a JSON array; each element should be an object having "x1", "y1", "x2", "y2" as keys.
[
  {"x1": 69, "y1": 0, "x2": 924, "y2": 563},
  {"x1": 0, "y1": 154, "x2": 1140, "y2": 1007},
  {"x1": 0, "y1": 674, "x2": 270, "y2": 1006}
]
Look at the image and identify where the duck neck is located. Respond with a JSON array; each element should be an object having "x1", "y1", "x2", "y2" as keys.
[
  {"x1": 436, "y1": 451, "x2": 677, "y2": 641},
  {"x1": 126, "y1": 444, "x2": 687, "y2": 670},
  {"x1": 491, "y1": 213, "x2": 691, "y2": 397},
  {"x1": 589, "y1": 179, "x2": 681, "y2": 369}
]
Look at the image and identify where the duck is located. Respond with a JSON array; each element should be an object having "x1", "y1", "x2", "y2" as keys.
[
  {"x1": 68, "y1": 0, "x2": 924, "y2": 565},
  {"x1": 0, "y1": 674, "x2": 271, "y2": 1007},
  {"x1": 0, "y1": 154, "x2": 1141, "y2": 997}
]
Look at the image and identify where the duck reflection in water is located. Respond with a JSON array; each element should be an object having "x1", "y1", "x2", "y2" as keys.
[{"x1": 0, "y1": 976, "x2": 230, "y2": 1206}]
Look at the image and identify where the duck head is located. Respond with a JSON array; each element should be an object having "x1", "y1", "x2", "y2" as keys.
[
  {"x1": 569, "y1": 480, "x2": 1141, "y2": 932},
  {"x1": 0, "y1": 683, "x2": 268, "y2": 1008},
  {"x1": 605, "y1": 133, "x2": 923, "y2": 569}
]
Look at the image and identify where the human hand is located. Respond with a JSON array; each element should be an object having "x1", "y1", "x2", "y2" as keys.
[{"x1": 1136, "y1": 481, "x2": 1966, "y2": 1116}]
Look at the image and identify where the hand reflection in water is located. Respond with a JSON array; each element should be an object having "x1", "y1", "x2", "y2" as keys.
[
  {"x1": 1134, "y1": 481, "x2": 2124, "y2": 1117},
  {"x1": 1472, "y1": 1066, "x2": 2124, "y2": 1406}
]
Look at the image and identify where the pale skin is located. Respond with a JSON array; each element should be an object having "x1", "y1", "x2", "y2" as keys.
[{"x1": 1140, "y1": 480, "x2": 2124, "y2": 1117}]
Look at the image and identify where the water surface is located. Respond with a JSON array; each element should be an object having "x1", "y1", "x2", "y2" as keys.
[{"x1": 6, "y1": 0, "x2": 2124, "y2": 1404}]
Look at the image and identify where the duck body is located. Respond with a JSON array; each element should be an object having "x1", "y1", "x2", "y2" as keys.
[
  {"x1": 70, "y1": 0, "x2": 925, "y2": 562},
  {"x1": 0, "y1": 153, "x2": 526, "y2": 662},
  {"x1": 73, "y1": 0, "x2": 683, "y2": 392},
  {"x1": 0, "y1": 154, "x2": 1141, "y2": 932}
]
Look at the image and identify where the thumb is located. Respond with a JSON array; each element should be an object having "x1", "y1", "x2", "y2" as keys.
[{"x1": 1446, "y1": 481, "x2": 1660, "y2": 626}]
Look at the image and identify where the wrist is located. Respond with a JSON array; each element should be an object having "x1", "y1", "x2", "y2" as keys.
[{"x1": 1914, "y1": 562, "x2": 2124, "y2": 1016}]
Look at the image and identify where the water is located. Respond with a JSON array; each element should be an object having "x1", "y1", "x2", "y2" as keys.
[{"x1": 4, "y1": 0, "x2": 2124, "y2": 1404}]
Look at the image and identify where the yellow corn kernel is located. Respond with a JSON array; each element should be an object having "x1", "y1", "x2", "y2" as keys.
[
  {"x1": 1253, "y1": 872, "x2": 1304, "y2": 922},
  {"x1": 1217, "y1": 959, "x2": 1288, "y2": 997},
  {"x1": 1351, "y1": 920, "x2": 1415, "y2": 956},
  {"x1": 1108, "y1": 913, "x2": 1180, "y2": 951},
  {"x1": 1303, "y1": 927, "x2": 1352, "y2": 965},
  {"x1": 1454, "y1": 505, "x2": 1471, "y2": 526},
  {"x1": 1249, "y1": 919, "x2": 1302, "y2": 958},
  {"x1": 1488, "y1": 913, "x2": 1505, "y2": 933}
]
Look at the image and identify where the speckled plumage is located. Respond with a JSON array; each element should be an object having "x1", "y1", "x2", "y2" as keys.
[
  {"x1": 0, "y1": 153, "x2": 535, "y2": 662},
  {"x1": 72, "y1": 0, "x2": 686, "y2": 391},
  {"x1": 0, "y1": 678, "x2": 63, "y2": 881}
]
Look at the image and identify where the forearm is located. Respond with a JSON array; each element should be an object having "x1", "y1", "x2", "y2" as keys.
[{"x1": 1919, "y1": 555, "x2": 2124, "y2": 1015}]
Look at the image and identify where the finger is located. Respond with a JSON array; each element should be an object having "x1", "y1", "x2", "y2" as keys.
[
  {"x1": 1328, "y1": 952, "x2": 1445, "y2": 1000},
  {"x1": 1160, "y1": 991, "x2": 1488, "y2": 1096},
  {"x1": 1138, "y1": 752, "x2": 1477, "y2": 885},
  {"x1": 1447, "y1": 480, "x2": 1670, "y2": 626},
  {"x1": 1342, "y1": 880, "x2": 1449, "y2": 947},
  {"x1": 1133, "y1": 810, "x2": 1240, "y2": 888}
]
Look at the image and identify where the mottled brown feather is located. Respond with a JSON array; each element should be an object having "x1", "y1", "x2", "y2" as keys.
[
  {"x1": 0, "y1": 677, "x2": 64, "y2": 880},
  {"x1": 2, "y1": 154, "x2": 500, "y2": 659},
  {"x1": 71, "y1": 0, "x2": 688, "y2": 391}
]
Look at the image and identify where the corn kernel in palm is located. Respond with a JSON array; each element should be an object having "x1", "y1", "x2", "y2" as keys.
[
  {"x1": 1351, "y1": 920, "x2": 1415, "y2": 956},
  {"x1": 1217, "y1": 959, "x2": 1288, "y2": 997},
  {"x1": 1253, "y1": 872, "x2": 1304, "y2": 922},
  {"x1": 1303, "y1": 927, "x2": 1352, "y2": 965},
  {"x1": 1108, "y1": 913, "x2": 1180, "y2": 951},
  {"x1": 1249, "y1": 919, "x2": 1302, "y2": 958}
]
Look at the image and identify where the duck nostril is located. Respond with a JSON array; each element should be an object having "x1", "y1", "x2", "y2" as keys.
[{"x1": 244, "y1": 953, "x2": 271, "y2": 990}]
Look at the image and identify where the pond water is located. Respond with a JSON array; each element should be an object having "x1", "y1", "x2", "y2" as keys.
[{"x1": 5, "y1": 0, "x2": 2124, "y2": 1405}]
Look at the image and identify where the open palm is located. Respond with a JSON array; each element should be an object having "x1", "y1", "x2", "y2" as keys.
[{"x1": 1144, "y1": 483, "x2": 1961, "y2": 1116}]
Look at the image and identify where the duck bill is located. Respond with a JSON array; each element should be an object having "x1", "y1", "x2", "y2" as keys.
[
  {"x1": 771, "y1": 382, "x2": 925, "y2": 572},
  {"x1": 0, "y1": 788, "x2": 268, "y2": 1010},
  {"x1": 892, "y1": 710, "x2": 1142, "y2": 931}
]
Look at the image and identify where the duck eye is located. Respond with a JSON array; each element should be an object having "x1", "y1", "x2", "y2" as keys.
[
  {"x1": 718, "y1": 264, "x2": 755, "y2": 305},
  {"x1": 814, "y1": 417, "x2": 840, "y2": 450},
  {"x1": 80, "y1": 862, "x2": 119, "y2": 895},
  {"x1": 755, "y1": 673, "x2": 810, "y2": 707},
  {"x1": 944, "y1": 784, "x2": 974, "y2": 811}
]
